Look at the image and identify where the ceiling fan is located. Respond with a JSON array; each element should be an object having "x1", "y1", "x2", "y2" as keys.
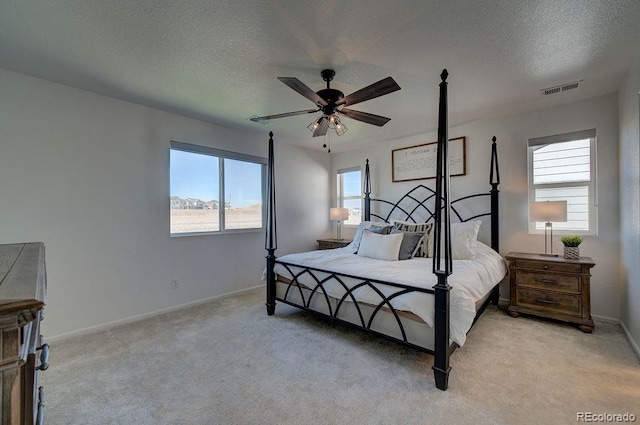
[{"x1": 250, "y1": 69, "x2": 401, "y2": 137}]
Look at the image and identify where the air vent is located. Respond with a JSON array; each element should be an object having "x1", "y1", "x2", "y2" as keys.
[{"x1": 541, "y1": 80, "x2": 583, "y2": 96}]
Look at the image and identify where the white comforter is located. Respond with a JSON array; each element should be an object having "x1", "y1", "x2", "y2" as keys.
[{"x1": 273, "y1": 242, "x2": 507, "y2": 346}]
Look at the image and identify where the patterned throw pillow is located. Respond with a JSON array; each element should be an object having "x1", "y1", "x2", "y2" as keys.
[{"x1": 392, "y1": 220, "x2": 433, "y2": 257}]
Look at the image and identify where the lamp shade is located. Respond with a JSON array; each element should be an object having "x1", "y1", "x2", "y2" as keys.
[
  {"x1": 330, "y1": 207, "x2": 349, "y2": 221},
  {"x1": 529, "y1": 201, "x2": 567, "y2": 222}
]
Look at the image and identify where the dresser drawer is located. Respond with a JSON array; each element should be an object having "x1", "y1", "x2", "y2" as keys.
[
  {"x1": 516, "y1": 288, "x2": 581, "y2": 316},
  {"x1": 515, "y1": 259, "x2": 582, "y2": 274},
  {"x1": 516, "y1": 271, "x2": 580, "y2": 294}
]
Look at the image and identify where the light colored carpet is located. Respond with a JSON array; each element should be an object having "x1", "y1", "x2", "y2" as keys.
[{"x1": 42, "y1": 287, "x2": 640, "y2": 425}]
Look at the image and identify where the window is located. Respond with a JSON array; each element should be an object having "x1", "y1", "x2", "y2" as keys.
[
  {"x1": 528, "y1": 129, "x2": 597, "y2": 235},
  {"x1": 337, "y1": 167, "x2": 362, "y2": 226},
  {"x1": 170, "y1": 141, "x2": 266, "y2": 235}
]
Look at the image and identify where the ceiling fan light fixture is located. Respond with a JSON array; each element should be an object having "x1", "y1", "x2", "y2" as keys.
[
  {"x1": 307, "y1": 117, "x2": 323, "y2": 132},
  {"x1": 330, "y1": 115, "x2": 348, "y2": 136}
]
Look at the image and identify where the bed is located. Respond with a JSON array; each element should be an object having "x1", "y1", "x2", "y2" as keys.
[{"x1": 264, "y1": 69, "x2": 504, "y2": 390}]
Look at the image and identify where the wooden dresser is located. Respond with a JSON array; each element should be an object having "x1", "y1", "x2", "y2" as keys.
[
  {"x1": 0, "y1": 243, "x2": 48, "y2": 425},
  {"x1": 505, "y1": 252, "x2": 595, "y2": 333},
  {"x1": 316, "y1": 238, "x2": 352, "y2": 250}
]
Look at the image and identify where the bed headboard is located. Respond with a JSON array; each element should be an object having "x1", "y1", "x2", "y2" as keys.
[{"x1": 363, "y1": 136, "x2": 500, "y2": 252}]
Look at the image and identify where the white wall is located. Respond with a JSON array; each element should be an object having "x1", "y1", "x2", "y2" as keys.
[
  {"x1": 618, "y1": 57, "x2": 640, "y2": 352},
  {"x1": 0, "y1": 68, "x2": 330, "y2": 339},
  {"x1": 332, "y1": 93, "x2": 621, "y2": 320}
]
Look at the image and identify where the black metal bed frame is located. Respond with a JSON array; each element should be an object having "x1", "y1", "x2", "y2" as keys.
[{"x1": 265, "y1": 70, "x2": 501, "y2": 391}]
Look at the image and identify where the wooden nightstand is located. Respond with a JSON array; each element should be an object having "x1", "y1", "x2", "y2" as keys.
[
  {"x1": 505, "y1": 252, "x2": 595, "y2": 333},
  {"x1": 317, "y1": 238, "x2": 352, "y2": 250}
]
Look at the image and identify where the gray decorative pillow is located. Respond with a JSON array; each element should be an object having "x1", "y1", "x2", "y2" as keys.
[
  {"x1": 369, "y1": 224, "x2": 392, "y2": 234},
  {"x1": 392, "y1": 221, "x2": 432, "y2": 257},
  {"x1": 390, "y1": 228, "x2": 426, "y2": 260}
]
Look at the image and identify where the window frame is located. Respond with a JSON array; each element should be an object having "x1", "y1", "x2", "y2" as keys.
[
  {"x1": 170, "y1": 140, "x2": 267, "y2": 237},
  {"x1": 527, "y1": 129, "x2": 598, "y2": 236},
  {"x1": 337, "y1": 166, "x2": 362, "y2": 227}
]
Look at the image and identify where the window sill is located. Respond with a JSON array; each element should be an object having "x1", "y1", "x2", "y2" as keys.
[
  {"x1": 528, "y1": 229, "x2": 597, "y2": 237},
  {"x1": 170, "y1": 228, "x2": 264, "y2": 237}
]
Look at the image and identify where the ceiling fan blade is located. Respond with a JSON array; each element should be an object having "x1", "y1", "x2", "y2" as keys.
[
  {"x1": 278, "y1": 77, "x2": 328, "y2": 106},
  {"x1": 339, "y1": 108, "x2": 391, "y2": 126},
  {"x1": 312, "y1": 117, "x2": 329, "y2": 137},
  {"x1": 250, "y1": 108, "x2": 319, "y2": 122},
  {"x1": 336, "y1": 77, "x2": 401, "y2": 107}
]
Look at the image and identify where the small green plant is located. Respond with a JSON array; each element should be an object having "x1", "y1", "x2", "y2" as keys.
[{"x1": 561, "y1": 235, "x2": 583, "y2": 247}]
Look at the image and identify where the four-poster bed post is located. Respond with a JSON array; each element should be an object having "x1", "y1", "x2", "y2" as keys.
[
  {"x1": 489, "y1": 136, "x2": 501, "y2": 305},
  {"x1": 363, "y1": 159, "x2": 371, "y2": 221},
  {"x1": 265, "y1": 131, "x2": 277, "y2": 316},
  {"x1": 362, "y1": 70, "x2": 455, "y2": 390},
  {"x1": 431, "y1": 69, "x2": 453, "y2": 390}
]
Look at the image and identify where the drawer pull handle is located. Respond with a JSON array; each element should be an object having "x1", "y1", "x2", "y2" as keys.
[
  {"x1": 534, "y1": 298, "x2": 560, "y2": 305},
  {"x1": 534, "y1": 278, "x2": 558, "y2": 284},
  {"x1": 543, "y1": 265, "x2": 548, "y2": 270},
  {"x1": 36, "y1": 386, "x2": 45, "y2": 425},
  {"x1": 37, "y1": 342, "x2": 50, "y2": 371}
]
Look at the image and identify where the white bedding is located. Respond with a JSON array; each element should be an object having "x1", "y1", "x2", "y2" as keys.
[{"x1": 273, "y1": 241, "x2": 507, "y2": 346}]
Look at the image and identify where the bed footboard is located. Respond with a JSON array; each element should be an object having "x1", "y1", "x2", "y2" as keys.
[{"x1": 274, "y1": 260, "x2": 440, "y2": 353}]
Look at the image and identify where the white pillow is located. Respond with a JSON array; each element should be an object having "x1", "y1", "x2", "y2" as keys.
[
  {"x1": 351, "y1": 221, "x2": 390, "y2": 253},
  {"x1": 428, "y1": 220, "x2": 482, "y2": 259},
  {"x1": 357, "y1": 230, "x2": 403, "y2": 261}
]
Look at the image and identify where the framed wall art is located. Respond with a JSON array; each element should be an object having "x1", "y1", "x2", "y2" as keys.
[{"x1": 392, "y1": 136, "x2": 466, "y2": 182}]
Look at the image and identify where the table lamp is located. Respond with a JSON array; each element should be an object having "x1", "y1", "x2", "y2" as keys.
[
  {"x1": 529, "y1": 200, "x2": 567, "y2": 256},
  {"x1": 330, "y1": 208, "x2": 349, "y2": 240}
]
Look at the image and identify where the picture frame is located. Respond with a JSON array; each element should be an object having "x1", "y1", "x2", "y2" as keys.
[{"x1": 392, "y1": 136, "x2": 466, "y2": 182}]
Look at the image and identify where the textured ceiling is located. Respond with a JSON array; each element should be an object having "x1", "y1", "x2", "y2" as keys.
[{"x1": 1, "y1": 0, "x2": 639, "y2": 152}]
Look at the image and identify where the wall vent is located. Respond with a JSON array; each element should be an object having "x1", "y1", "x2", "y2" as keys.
[{"x1": 541, "y1": 80, "x2": 583, "y2": 96}]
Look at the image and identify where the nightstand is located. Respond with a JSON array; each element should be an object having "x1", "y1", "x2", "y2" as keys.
[
  {"x1": 317, "y1": 238, "x2": 352, "y2": 250},
  {"x1": 505, "y1": 252, "x2": 595, "y2": 333}
]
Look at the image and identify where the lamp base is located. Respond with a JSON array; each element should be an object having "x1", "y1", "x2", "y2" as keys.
[{"x1": 538, "y1": 253, "x2": 559, "y2": 257}]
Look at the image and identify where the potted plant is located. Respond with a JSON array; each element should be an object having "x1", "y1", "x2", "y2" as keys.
[{"x1": 561, "y1": 235, "x2": 583, "y2": 259}]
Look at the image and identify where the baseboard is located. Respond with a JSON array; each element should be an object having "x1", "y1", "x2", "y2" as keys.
[
  {"x1": 48, "y1": 285, "x2": 263, "y2": 343},
  {"x1": 592, "y1": 314, "x2": 620, "y2": 324},
  {"x1": 620, "y1": 320, "x2": 640, "y2": 360}
]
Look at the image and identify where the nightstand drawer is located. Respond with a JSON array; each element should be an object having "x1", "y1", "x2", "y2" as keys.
[
  {"x1": 516, "y1": 271, "x2": 580, "y2": 294},
  {"x1": 317, "y1": 239, "x2": 352, "y2": 250},
  {"x1": 516, "y1": 288, "x2": 581, "y2": 316},
  {"x1": 515, "y1": 259, "x2": 582, "y2": 274}
]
